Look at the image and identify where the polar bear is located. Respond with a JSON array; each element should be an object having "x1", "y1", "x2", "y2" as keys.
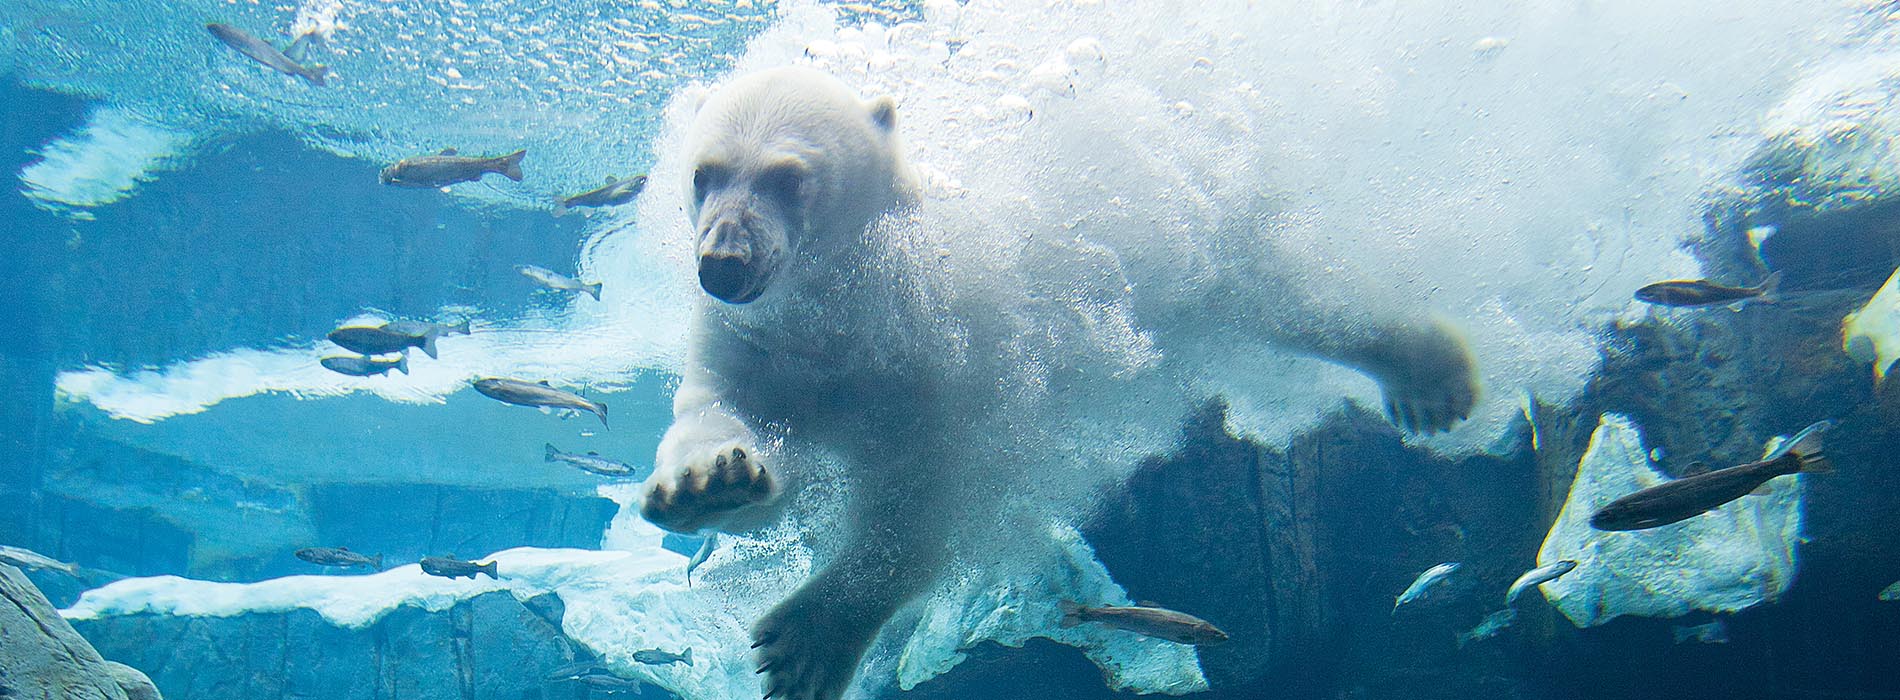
[{"x1": 638, "y1": 66, "x2": 1479, "y2": 700}]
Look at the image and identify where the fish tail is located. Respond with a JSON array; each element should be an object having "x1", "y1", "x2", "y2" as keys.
[
  {"x1": 482, "y1": 561, "x2": 499, "y2": 579},
  {"x1": 452, "y1": 319, "x2": 471, "y2": 336},
  {"x1": 1787, "y1": 420, "x2": 1834, "y2": 473},
  {"x1": 585, "y1": 282, "x2": 602, "y2": 301},
  {"x1": 1754, "y1": 270, "x2": 1784, "y2": 303},
  {"x1": 395, "y1": 354, "x2": 410, "y2": 376},
  {"x1": 495, "y1": 149, "x2": 527, "y2": 182},
  {"x1": 683, "y1": 648, "x2": 693, "y2": 667},
  {"x1": 421, "y1": 332, "x2": 440, "y2": 360},
  {"x1": 373, "y1": 554, "x2": 385, "y2": 572},
  {"x1": 545, "y1": 443, "x2": 561, "y2": 462},
  {"x1": 1058, "y1": 600, "x2": 1084, "y2": 629},
  {"x1": 593, "y1": 402, "x2": 608, "y2": 430},
  {"x1": 1672, "y1": 626, "x2": 1693, "y2": 644},
  {"x1": 553, "y1": 196, "x2": 569, "y2": 218},
  {"x1": 303, "y1": 64, "x2": 332, "y2": 87}
]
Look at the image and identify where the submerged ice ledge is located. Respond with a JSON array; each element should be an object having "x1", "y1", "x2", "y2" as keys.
[
  {"x1": 62, "y1": 524, "x2": 1205, "y2": 699},
  {"x1": 1536, "y1": 413, "x2": 1804, "y2": 627},
  {"x1": 54, "y1": 311, "x2": 687, "y2": 424},
  {"x1": 19, "y1": 106, "x2": 194, "y2": 218}
]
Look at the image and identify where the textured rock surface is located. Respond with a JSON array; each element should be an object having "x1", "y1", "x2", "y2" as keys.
[
  {"x1": 0, "y1": 564, "x2": 155, "y2": 700},
  {"x1": 74, "y1": 591, "x2": 621, "y2": 700}
]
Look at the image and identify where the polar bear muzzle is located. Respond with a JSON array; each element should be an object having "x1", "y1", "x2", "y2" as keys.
[{"x1": 697, "y1": 217, "x2": 769, "y2": 304}]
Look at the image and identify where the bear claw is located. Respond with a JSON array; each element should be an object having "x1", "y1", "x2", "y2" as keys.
[{"x1": 640, "y1": 443, "x2": 777, "y2": 533}]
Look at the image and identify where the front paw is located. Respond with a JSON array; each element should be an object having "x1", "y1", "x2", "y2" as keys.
[
  {"x1": 1375, "y1": 319, "x2": 1481, "y2": 434},
  {"x1": 640, "y1": 444, "x2": 778, "y2": 533}
]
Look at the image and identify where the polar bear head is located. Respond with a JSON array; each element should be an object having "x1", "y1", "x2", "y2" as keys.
[{"x1": 682, "y1": 66, "x2": 917, "y2": 304}]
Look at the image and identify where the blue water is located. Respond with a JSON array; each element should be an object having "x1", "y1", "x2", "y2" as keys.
[{"x1": 3, "y1": 2, "x2": 1899, "y2": 700}]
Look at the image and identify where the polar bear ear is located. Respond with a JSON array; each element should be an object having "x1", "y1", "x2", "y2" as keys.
[{"x1": 867, "y1": 95, "x2": 899, "y2": 133}]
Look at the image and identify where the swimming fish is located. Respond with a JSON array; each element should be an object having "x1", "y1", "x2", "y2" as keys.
[
  {"x1": 320, "y1": 354, "x2": 408, "y2": 377},
  {"x1": 517, "y1": 264, "x2": 603, "y2": 301},
  {"x1": 1589, "y1": 420, "x2": 1833, "y2": 531},
  {"x1": 571, "y1": 671, "x2": 641, "y2": 691},
  {"x1": 1633, "y1": 271, "x2": 1780, "y2": 309},
  {"x1": 0, "y1": 545, "x2": 79, "y2": 575},
  {"x1": 380, "y1": 148, "x2": 527, "y2": 188},
  {"x1": 545, "y1": 443, "x2": 639, "y2": 477},
  {"x1": 1057, "y1": 601, "x2": 1229, "y2": 645},
  {"x1": 1456, "y1": 608, "x2": 1517, "y2": 649},
  {"x1": 1504, "y1": 560, "x2": 1578, "y2": 607},
  {"x1": 295, "y1": 547, "x2": 383, "y2": 570},
  {"x1": 327, "y1": 319, "x2": 469, "y2": 359},
  {"x1": 205, "y1": 23, "x2": 332, "y2": 86},
  {"x1": 473, "y1": 378, "x2": 607, "y2": 428},
  {"x1": 1881, "y1": 580, "x2": 1900, "y2": 601},
  {"x1": 544, "y1": 660, "x2": 611, "y2": 682},
  {"x1": 555, "y1": 174, "x2": 648, "y2": 216},
  {"x1": 686, "y1": 533, "x2": 718, "y2": 587},
  {"x1": 1394, "y1": 562, "x2": 1461, "y2": 612},
  {"x1": 1672, "y1": 620, "x2": 1729, "y2": 644},
  {"x1": 419, "y1": 556, "x2": 497, "y2": 580},
  {"x1": 632, "y1": 648, "x2": 693, "y2": 667}
]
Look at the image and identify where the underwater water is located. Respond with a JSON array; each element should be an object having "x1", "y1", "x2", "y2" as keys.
[{"x1": 2, "y1": 0, "x2": 1900, "y2": 698}]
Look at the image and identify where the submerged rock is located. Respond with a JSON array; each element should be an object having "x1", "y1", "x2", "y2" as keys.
[
  {"x1": 0, "y1": 564, "x2": 158, "y2": 700},
  {"x1": 1535, "y1": 414, "x2": 1805, "y2": 627}
]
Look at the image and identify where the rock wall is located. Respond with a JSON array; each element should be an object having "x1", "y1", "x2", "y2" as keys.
[{"x1": 0, "y1": 564, "x2": 157, "y2": 700}]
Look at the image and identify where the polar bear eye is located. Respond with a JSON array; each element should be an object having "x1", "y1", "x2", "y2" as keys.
[
  {"x1": 757, "y1": 165, "x2": 805, "y2": 206},
  {"x1": 692, "y1": 165, "x2": 729, "y2": 204}
]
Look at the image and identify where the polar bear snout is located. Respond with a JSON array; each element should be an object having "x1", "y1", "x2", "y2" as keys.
[{"x1": 698, "y1": 218, "x2": 769, "y2": 304}]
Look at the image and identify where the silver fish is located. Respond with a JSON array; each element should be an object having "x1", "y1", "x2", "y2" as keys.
[
  {"x1": 1058, "y1": 601, "x2": 1228, "y2": 645},
  {"x1": 632, "y1": 648, "x2": 692, "y2": 667},
  {"x1": 419, "y1": 556, "x2": 497, "y2": 580},
  {"x1": 545, "y1": 443, "x2": 639, "y2": 477},
  {"x1": 1457, "y1": 608, "x2": 1517, "y2": 648},
  {"x1": 555, "y1": 174, "x2": 648, "y2": 216},
  {"x1": 1394, "y1": 562, "x2": 1461, "y2": 612},
  {"x1": 0, "y1": 545, "x2": 79, "y2": 575},
  {"x1": 686, "y1": 533, "x2": 718, "y2": 587},
  {"x1": 1504, "y1": 560, "x2": 1577, "y2": 607},
  {"x1": 205, "y1": 23, "x2": 331, "y2": 86},
  {"x1": 295, "y1": 547, "x2": 382, "y2": 570},
  {"x1": 473, "y1": 378, "x2": 607, "y2": 428},
  {"x1": 321, "y1": 354, "x2": 408, "y2": 377},
  {"x1": 1672, "y1": 620, "x2": 1729, "y2": 644},
  {"x1": 545, "y1": 660, "x2": 610, "y2": 682},
  {"x1": 380, "y1": 148, "x2": 526, "y2": 188},
  {"x1": 572, "y1": 671, "x2": 641, "y2": 691},
  {"x1": 517, "y1": 264, "x2": 602, "y2": 301},
  {"x1": 327, "y1": 319, "x2": 469, "y2": 359}
]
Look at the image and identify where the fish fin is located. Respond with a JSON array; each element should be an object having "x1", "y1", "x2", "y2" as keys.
[
  {"x1": 421, "y1": 332, "x2": 440, "y2": 360},
  {"x1": 1754, "y1": 270, "x2": 1784, "y2": 302},
  {"x1": 373, "y1": 554, "x2": 385, "y2": 571},
  {"x1": 1058, "y1": 600, "x2": 1084, "y2": 628},
  {"x1": 1797, "y1": 455, "x2": 1834, "y2": 474},
  {"x1": 586, "y1": 451, "x2": 600, "y2": 456},
  {"x1": 585, "y1": 282, "x2": 602, "y2": 301},
  {"x1": 1136, "y1": 600, "x2": 1162, "y2": 608},
  {"x1": 1680, "y1": 460, "x2": 1711, "y2": 476},
  {"x1": 452, "y1": 319, "x2": 471, "y2": 336},
  {"x1": 1749, "y1": 483, "x2": 1777, "y2": 497},
  {"x1": 440, "y1": 148, "x2": 457, "y2": 155},
  {"x1": 482, "y1": 561, "x2": 498, "y2": 579},
  {"x1": 301, "y1": 64, "x2": 332, "y2": 87},
  {"x1": 395, "y1": 354, "x2": 410, "y2": 376},
  {"x1": 545, "y1": 443, "x2": 560, "y2": 462},
  {"x1": 284, "y1": 32, "x2": 322, "y2": 62},
  {"x1": 496, "y1": 149, "x2": 527, "y2": 182},
  {"x1": 537, "y1": 379, "x2": 551, "y2": 386}
]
